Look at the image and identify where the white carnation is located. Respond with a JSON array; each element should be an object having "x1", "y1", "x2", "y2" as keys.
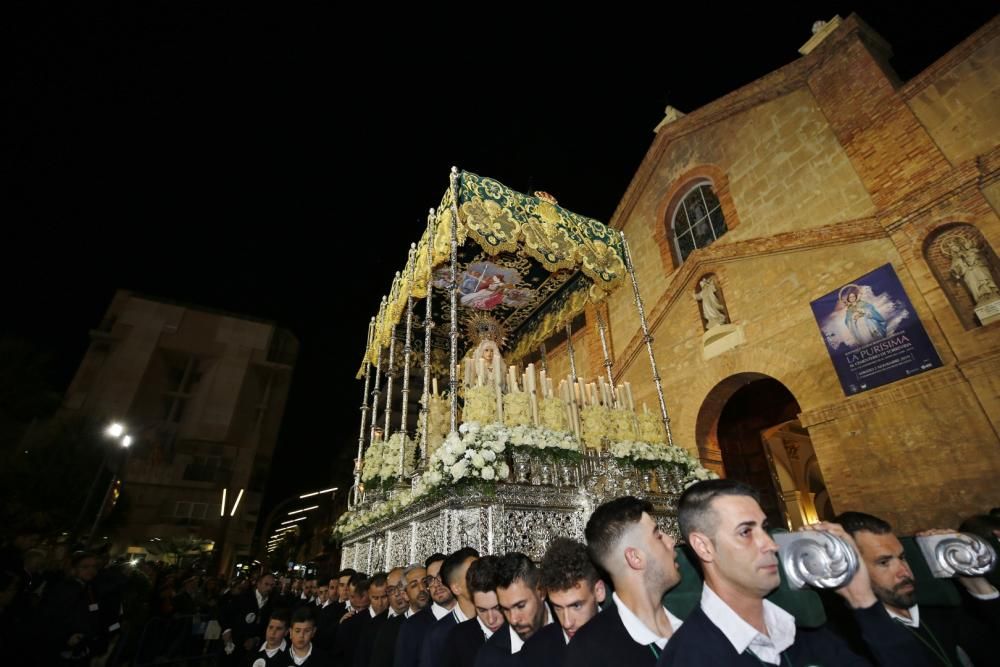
[{"x1": 481, "y1": 466, "x2": 495, "y2": 480}]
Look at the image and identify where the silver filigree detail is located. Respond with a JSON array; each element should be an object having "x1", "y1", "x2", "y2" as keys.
[
  {"x1": 773, "y1": 531, "x2": 859, "y2": 589},
  {"x1": 918, "y1": 533, "x2": 997, "y2": 578}
]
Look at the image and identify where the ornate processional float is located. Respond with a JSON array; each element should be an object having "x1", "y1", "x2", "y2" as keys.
[{"x1": 335, "y1": 168, "x2": 716, "y2": 573}]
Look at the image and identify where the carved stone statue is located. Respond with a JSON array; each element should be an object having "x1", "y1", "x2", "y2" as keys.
[
  {"x1": 942, "y1": 234, "x2": 1000, "y2": 305},
  {"x1": 695, "y1": 275, "x2": 728, "y2": 329}
]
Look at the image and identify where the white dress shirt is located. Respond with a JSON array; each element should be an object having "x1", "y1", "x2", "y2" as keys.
[
  {"x1": 700, "y1": 585, "x2": 795, "y2": 665},
  {"x1": 290, "y1": 643, "x2": 313, "y2": 665},
  {"x1": 431, "y1": 602, "x2": 452, "y2": 621},
  {"x1": 612, "y1": 592, "x2": 683, "y2": 650},
  {"x1": 477, "y1": 616, "x2": 496, "y2": 640}
]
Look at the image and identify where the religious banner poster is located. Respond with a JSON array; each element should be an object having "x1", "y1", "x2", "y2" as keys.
[{"x1": 810, "y1": 263, "x2": 942, "y2": 396}]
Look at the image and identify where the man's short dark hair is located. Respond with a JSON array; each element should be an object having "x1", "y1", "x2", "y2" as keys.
[
  {"x1": 835, "y1": 511, "x2": 893, "y2": 537},
  {"x1": 496, "y1": 552, "x2": 539, "y2": 590},
  {"x1": 269, "y1": 608, "x2": 291, "y2": 627},
  {"x1": 290, "y1": 606, "x2": 316, "y2": 626},
  {"x1": 338, "y1": 568, "x2": 357, "y2": 579},
  {"x1": 540, "y1": 538, "x2": 600, "y2": 592},
  {"x1": 368, "y1": 572, "x2": 388, "y2": 589},
  {"x1": 466, "y1": 555, "x2": 500, "y2": 595},
  {"x1": 441, "y1": 547, "x2": 480, "y2": 587},
  {"x1": 349, "y1": 572, "x2": 370, "y2": 592},
  {"x1": 677, "y1": 480, "x2": 761, "y2": 540},
  {"x1": 585, "y1": 496, "x2": 653, "y2": 570},
  {"x1": 425, "y1": 553, "x2": 446, "y2": 569}
]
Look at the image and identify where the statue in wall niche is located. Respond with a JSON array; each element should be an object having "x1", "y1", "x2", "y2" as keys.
[
  {"x1": 942, "y1": 234, "x2": 1000, "y2": 305},
  {"x1": 695, "y1": 275, "x2": 729, "y2": 329}
]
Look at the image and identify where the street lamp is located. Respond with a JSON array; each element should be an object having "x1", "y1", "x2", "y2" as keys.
[{"x1": 86, "y1": 424, "x2": 133, "y2": 547}]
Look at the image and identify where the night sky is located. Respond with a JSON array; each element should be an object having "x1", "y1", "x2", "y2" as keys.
[{"x1": 3, "y1": 3, "x2": 996, "y2": 521}]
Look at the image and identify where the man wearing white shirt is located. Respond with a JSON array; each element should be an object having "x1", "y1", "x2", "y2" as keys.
[
  {"x1": 661, "y1": 480, "x2": 930, "y2": 666},
  {"x1": 420, "y1": 548, "x2": 480, "y2": 667},
  {"x1": 839, "y1": 511, "x2": 998, "y2": 667},
  {"x1": 371, "y1": 565, "x2": 426, "y2": 667},
  {"x1": 566, "y1": 497, "x2": 683, "y2": 667},
  {"x1": 521, "y1": 538, "x2": 607, "y2": 667},
  {"x1": 475, "y1": 552, "x2": 551, "y2": 667},
  {"x1": 394, "y1": 555, "x2": 446, "y2": 667},
  {"x1": 443, "y1": 556, "x2": 504, "y2": 667}
]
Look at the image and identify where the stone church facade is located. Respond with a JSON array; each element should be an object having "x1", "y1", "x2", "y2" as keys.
[{"x1": 546, "y1": 14, "x2": 1000, "y2": 532}]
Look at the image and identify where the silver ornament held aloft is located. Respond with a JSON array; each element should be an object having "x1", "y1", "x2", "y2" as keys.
[{"x1": 773, "y1": 531, "x2": 860, "y2": 589}]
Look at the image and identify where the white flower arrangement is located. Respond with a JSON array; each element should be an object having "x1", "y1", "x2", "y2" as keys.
[
  {"x1": 609, "y1": 439, "x2": 719, "y2": 485},
  {"x1": 379, "y1": 432, "x2": 417, "y2": 480},
  {"x1": 507, "y1": 424, "x2": 581, "y2": 462},
  {"x1": 426, "y1": 421, "x2": 510, "y2": 487},
  {"x1": 361, "y1": 440, "x2": 384, "y2": 483}
]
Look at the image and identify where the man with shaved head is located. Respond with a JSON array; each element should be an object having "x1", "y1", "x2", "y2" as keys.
[{"x1": 565, "y1": 496, "x2": 682, "y2": 667}]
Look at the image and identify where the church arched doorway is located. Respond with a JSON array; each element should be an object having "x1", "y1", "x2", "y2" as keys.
[{"x1": 696, "y1": 374, "x2": 832, "y2": 530}]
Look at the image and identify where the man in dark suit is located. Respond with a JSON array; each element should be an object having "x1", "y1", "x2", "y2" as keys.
[
  {"x1": 224, "y1": 572, "x2": 276, "y2": 657},
  {"x1": 394, "y1": 555, "x2": 448, "y2": 667},
  {"x1": 443, "y1": 556, "x2": 505, "y2": 667},
  {"x1": 371, "y1": 564, "x2": 426, "y2": 667},
  {"x1": 356, "y1": 568, "x2": 405, "y2": 667},
  {"x1": 419, "y1": 548, "x2": 480, "y2": 667},
  {"x1": 659, "y1": 480, "x2": 933, "y2": 666},
  {"x1": 565, "y1": 497, "x2": 683, "y2": 667},
  {"x1": 475, "y1": 553, "x2": 551, "y2": 667},
  {"x1": 333, "y1": 572, "x2": 377, "y2": 664},
  {"x1": 838, "y1": 511, "x2": 999, "y2": 667},
  {"x1": 521, "y1": 538, "x2": 607, "y2": 667}
]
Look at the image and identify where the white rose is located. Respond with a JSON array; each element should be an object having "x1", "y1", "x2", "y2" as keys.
[
  {"x1": 472, "y1": 454, "x2": 485, "y2": 469},
  {"x1": 482, "y1": 449, "x2": 496, "y2": 462},
  {"x1": 498, "y1": 463, "x2": 510, "y2": 478},
  {"x1": 490, "y1": 439, "x2": 505, "y2": 453},
  {"x1": 441, "y1": 452, "x2": 456, "y2": 466},
  {"x1": 451, "y1": 460, "x2": 469, "y2": 480},
  {"x1": 481, "y1": 466, "x2": 495, "y2": 480}
]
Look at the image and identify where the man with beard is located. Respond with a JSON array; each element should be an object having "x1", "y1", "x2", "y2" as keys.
[
  {"x1": 419, "y1": 548, "x2": 480, "y2": 667},
  {"x1": 521, "y1": 538, "x2": 607, "y2": 667},
  {"x1": 356, "y1": 568, "x2": 406, "y2": 667},
  {"x1": 395, "y1": 555, "x2": 449, "y2": 667},
  {"x1": 659, "y1": 480, "x2": 930, "y2": 666},
  {"x1": 839, "y1": 511, "x2": 997, "y2": 667},
  {"x1": 475, "y1": 553, "x2": 552, "y2": 667},
  {"x1": 371, "y1": 564, "x2": 426, "y2": 667},
  {"x1": 566, "y1": 497, "x2": 682, "y2": 667}
]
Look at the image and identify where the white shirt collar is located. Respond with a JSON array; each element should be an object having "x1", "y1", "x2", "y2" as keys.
[
  {"x1": 453, "y1": 604, "x2": 470, "y2": 623},
  {"x1": 508, "y1": 604, "x2": 553, "y2": 654},
  {"x1": 406, "y1": 607, "x2": 416, "y2": 618},
  {"x1": 290, "y1": 643, "x2": 313, "y2": 665},
  {"x1": 431, "y1": 602, "x2": 451, "y2": 620},
  {"x1": 612, "y1": 592, "x2": 682, "y2": 650},
  {"x1": 509, "y1": 625, "x2": 524, "y2": 654},
  {"x1": 885, "y1": 603, "x2": 920, "y2": 628},
  {"x1": 477, "y1": 616, "x2": 495, "y2": 639},
  {"x1": 388, "y1": 607, "x2": 400, "y2": 618},
  {"x1": 255, "y1": 590, "x2": 267, "y2": 609},
  {"x1": 700, "y1": 585, "x2": 795, "y2": 665},
  {"x1": 260, "y1": 638, "x2": 287, "y2": 657},
  {"x1": 369, "y1": 606, "x2": 377, "y2": 618}
]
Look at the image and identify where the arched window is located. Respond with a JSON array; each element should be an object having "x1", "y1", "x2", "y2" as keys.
[{"x1": 672, "y1": 182, "x2": 727, "y2": 262}]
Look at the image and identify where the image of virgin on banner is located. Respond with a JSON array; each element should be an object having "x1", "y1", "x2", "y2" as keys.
[{"x1": 810, "y1": 263, "x2": 942, "y2": 395}]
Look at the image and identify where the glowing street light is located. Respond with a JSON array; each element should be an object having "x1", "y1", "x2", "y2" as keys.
[
  {"x1": 299, "y1": 487, "x2": 338, "y2": 499},
  {"x1": 280, "y1": 517, "x2": 306, "y2": 526},
  {"x1": 106, "y1": 423, "x2": 125, "y2": 438},
  {"x1": 121, "y1": 435, "x2": 133, "y2": 447},
  {"x1": 287, "y1": 505, "x2": 319, "y2": 516}
]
